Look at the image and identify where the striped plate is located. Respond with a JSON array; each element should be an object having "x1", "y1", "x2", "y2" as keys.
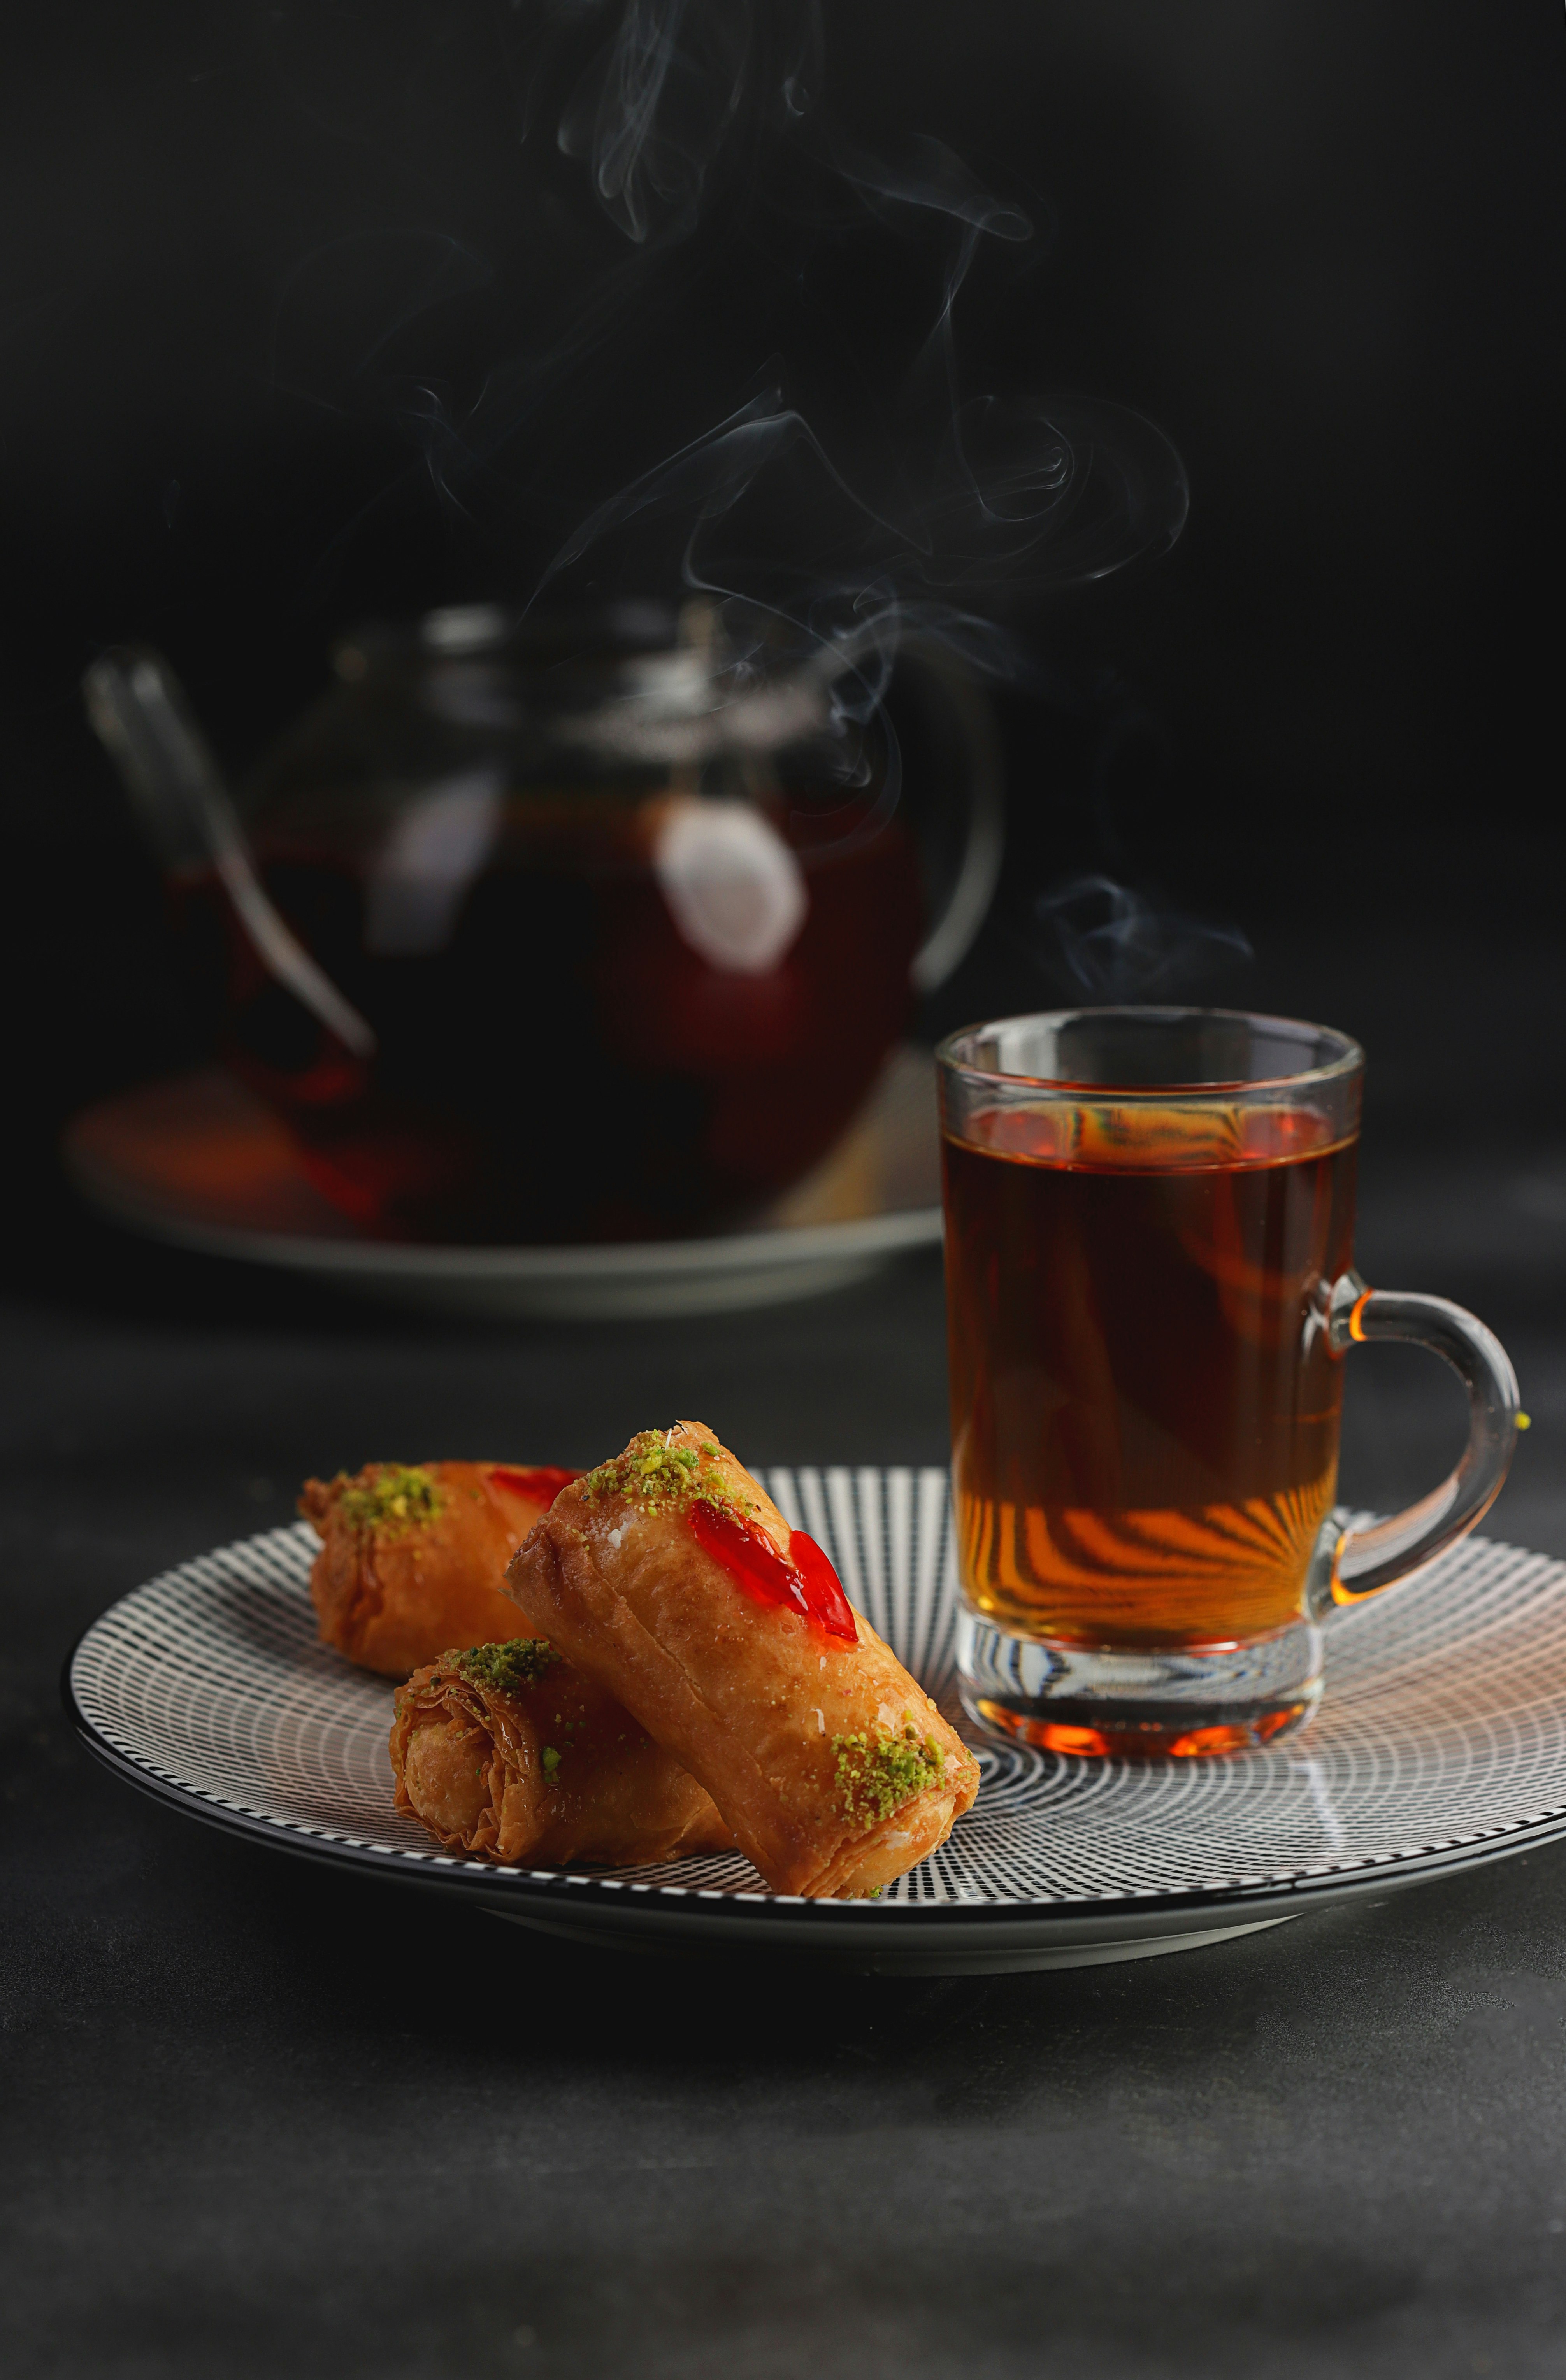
[{"x1": 65, "y1": 1470, "x2": 1566, "y2": 1973}]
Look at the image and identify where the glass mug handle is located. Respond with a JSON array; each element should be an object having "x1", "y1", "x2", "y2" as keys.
[{"x1": 1307, "y1": 1270, "x2": 1523, "y2": 1615}]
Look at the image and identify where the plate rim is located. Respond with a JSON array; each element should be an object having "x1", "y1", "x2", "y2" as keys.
[
  {"x1": 62, "y1": 1659, "x2": 1566, "y2": 1933},
  {"x1": 61, "y1": 1509, "x2": 1566, "y2": 1938},
  {"x1": 61, "y1": 1072, "x2": 942, "y2": 1283},
  {"x1": 63, "y1": 1165, "x2": 943, "y2": 1281}
]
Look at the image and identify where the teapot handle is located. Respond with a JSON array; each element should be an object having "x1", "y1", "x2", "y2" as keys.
[
  {"x1": 84, "y1": 647, "x2": 377, "y2": 1060},
  {"x1": 895, "y1": 641, "x2": 1007, "y2": 995}
]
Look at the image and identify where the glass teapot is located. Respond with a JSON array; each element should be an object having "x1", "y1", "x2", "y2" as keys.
[{"x1": 86, "y1": 600, "x2": 1003, "y2": 1243}]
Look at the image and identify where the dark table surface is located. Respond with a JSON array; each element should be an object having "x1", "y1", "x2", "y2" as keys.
[{"x1": 10, "y1": 1084, "x2": 1566, "y2": 2379}]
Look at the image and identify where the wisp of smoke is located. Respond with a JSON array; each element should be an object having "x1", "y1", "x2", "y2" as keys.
[
  {"x1": 557, "y1": 0, "x2": 752, "y2": 247},
  {"x1": 1035, "y1": 876, "x2": 1253, "y2": 1003},
  {"x1": 517, "y1": 2, "x2": 1188, "y2": 679},
  {"x1": 275, "y1": 0, "x2": 1190, "y2": 746}
]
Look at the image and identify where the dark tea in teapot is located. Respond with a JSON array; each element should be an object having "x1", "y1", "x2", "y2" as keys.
[
  {"x1": 184, "y1": 787, "x2": 922, "y2": 1240},
  {"x1": 155, "y1": 604, "x2": 973, "y2": 1243}
]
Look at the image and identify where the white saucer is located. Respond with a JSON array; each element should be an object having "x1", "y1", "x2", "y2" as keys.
[
  {"x1": 62, "y1": 1048, "x2": 942, "y2": 1319},
  {"x1": 65, "y1": 1470, "x2": 1566, "y2": 1973}
]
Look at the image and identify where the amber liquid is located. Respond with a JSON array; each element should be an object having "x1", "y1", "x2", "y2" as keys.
[{"x1": 944, "y1": 1102, "x2": 1357, "y2": 1650}]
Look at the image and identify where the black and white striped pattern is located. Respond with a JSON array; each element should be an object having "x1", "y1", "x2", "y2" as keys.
[{"x1": 67, "y1": 1472, "x2": 1566, "y2": 1925}]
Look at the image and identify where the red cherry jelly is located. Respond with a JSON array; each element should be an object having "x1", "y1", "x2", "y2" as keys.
[
  {"x1": 689, "y1": 1500, "x2": 858, "y2": 1643},
  {"x1": 488, "y1": 1466, "x2": 583, "y2": 1507}
]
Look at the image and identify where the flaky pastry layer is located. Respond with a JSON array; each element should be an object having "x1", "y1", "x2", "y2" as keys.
[
  {"x1": 505, "y1": 1421, "x2": 979, "y2": 1896},
  {"x1": 301, "y1": 1460, "x2": 555, "y2": 1677},
  {"x1": 390, "y1": 1641, "x2": 733, "y2": 1866}
]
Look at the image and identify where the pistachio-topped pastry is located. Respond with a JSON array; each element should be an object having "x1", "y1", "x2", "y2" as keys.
[
  {"x1": 505, "y1": 1420, "x2": 980, "y2": 1898},
  {"x1": 335, "y1": 1464, "x2": 446, "y2": 1534},
  {"x1": 300, "y1": 1460, "x2": 581, "y2": 1677},
  {"x1": 453, "y1": 1637, "x2": 560, "y2": 1695},
  {"x1": 577, "y1": 1432, "x2": 752, "y2": 1516},
  {"x1": 390, "y1": 1639, "x2": 733, "y2": 1868},
  {"x1": 833, "y1": 1724, "x2": 952, "y2": 1830}
]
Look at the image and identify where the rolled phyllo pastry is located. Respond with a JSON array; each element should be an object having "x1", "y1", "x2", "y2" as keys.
[
  {"x1": 301, "y1": 1461, "x2": 579, "y2": 1677},
  {"x1": 505, "y1": 1422, "x2": 981, "y2": 1897},
  {"x1": 390, "y1": 1638, "x2": 734, "y2": 1865}
]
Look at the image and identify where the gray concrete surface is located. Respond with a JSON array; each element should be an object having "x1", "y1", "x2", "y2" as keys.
[{"x1": 5, "y1": 1177, "x2": 1566, "y2": 2377}]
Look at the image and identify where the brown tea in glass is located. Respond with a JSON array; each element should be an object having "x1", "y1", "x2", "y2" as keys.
[
  {"x1": 944, "y1": 1100, "x2": 1356, "y2": 1653},
  {"x1": 938, "y1": 1009, "x2": 1521, "y2": 1757}
]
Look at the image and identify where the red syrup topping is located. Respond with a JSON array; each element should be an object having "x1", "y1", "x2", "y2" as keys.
[
  {"x1": 688, "y1": 1500, "x2": 858, "y2": 1643},
  {"x1": 488, "y1": 1466, "x2": 583, "y2": 1507}
]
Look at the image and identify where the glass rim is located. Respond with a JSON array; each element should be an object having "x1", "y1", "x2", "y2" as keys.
[{"x1": 935, "y1": 1005, "x2": 1365, "y2": 1097}]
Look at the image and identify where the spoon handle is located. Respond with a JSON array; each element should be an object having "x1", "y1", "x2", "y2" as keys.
[{"x1": 84, "y1": 646, "x2": 377, "y2": 1061}]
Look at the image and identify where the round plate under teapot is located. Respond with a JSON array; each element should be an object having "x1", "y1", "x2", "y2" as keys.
[{"x1": 62, "y1": 1047, "x2": 941, "y2": 1320}]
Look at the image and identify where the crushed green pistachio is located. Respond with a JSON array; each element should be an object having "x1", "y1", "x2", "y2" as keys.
[
  {"x1": 832, "y1": 1722, "x2": 947, "y2": 1831},
  {"x1": 540, "y1": 1745, "x2": 562, "y2": 1780},
  {"x1": 577, "y1": 1431, "x2": 750, "y2": 1517},
  {"x1": 338, "y1": 1464, "x2": 445, "y2": 1535},
  {"x1": 454, "y1": 1639, "x2": 560, "y2": 1695}
]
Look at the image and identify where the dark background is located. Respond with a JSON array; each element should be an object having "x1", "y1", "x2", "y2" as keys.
[
  {"x1": 7, "y1": 14, "x2": 1566, "y2": 2375},
  {"x1": 5, "y1": 0, "x2": 1564, "y2": 1282}
]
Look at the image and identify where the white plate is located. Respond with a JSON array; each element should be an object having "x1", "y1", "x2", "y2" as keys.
[
  {"x1": 65, "y1": 1470, "x2": 1566, "y2": 1973},
  {"x1": 62, "y1": 1050, "x2": 941, "y2": 1319}
]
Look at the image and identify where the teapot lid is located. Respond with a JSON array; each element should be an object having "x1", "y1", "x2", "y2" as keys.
[{"x1": 332, "y1": 599, "x2": 853, "y2": 770}]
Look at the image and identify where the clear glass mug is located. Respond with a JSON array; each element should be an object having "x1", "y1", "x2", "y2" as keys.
[{"x1": 937, "y1": 1008, "x2": 1522, "y2": 1756}]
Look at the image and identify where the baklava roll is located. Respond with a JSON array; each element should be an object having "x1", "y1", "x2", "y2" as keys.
[
  {"x1": 505, "y1": 1422, "x2": 980, "y2": 1897},
  {"x1": 301, "y1": 1461, "x2": 579, "y2": 1677},
  {"x1": 390, "y1": 1638, "x2": 734, "y2": 1866}
]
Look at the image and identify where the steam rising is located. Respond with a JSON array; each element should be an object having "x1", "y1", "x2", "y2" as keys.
[
  {"x1": 527, "y1": 9, "x2": 1187, "y2": 656},
  {"x1": 276, "y1": 2, "x2": 1189, "y2": 720},
  {"x1": 1036, "y1": 877, "x2": 1253, "y2": 1002},
  {"x1": 558, "y1": 0, "x2": 751, "y2": 246}
]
